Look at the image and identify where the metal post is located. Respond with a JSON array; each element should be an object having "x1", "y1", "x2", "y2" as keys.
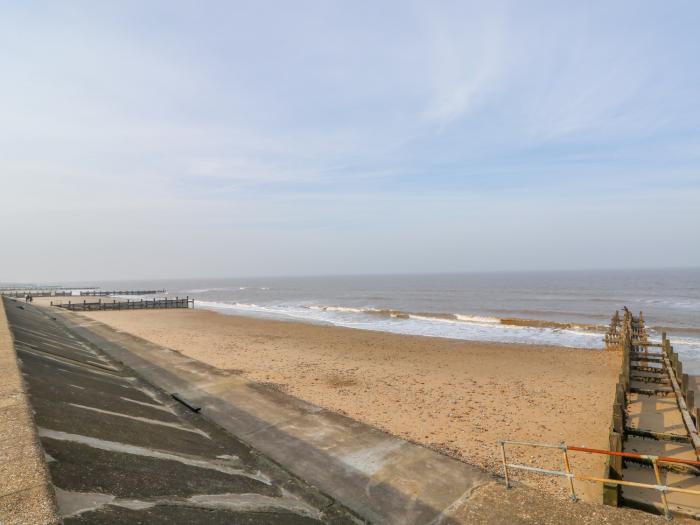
[
  {"x1": 499, "y1": 442, "x2": 510, "y2": 489},
  {"x1": 562, "y1": 446, "x2": 577, "y2": 501},
  {"x1": 651, "y1": 458, "x2": 671, "y2": 520}
]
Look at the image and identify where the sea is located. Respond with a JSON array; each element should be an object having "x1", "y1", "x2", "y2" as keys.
[{"x1": 65, "y1": 268, "x2": 700, "y2": 372}]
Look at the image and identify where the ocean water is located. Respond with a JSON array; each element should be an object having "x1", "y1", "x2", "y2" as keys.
[{"x1": 71, "y1": 269, "x2": 700, "y2": 372}]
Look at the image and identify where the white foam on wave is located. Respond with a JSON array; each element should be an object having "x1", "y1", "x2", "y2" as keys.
[
  {"x1": 454, "y1": 314, "x2": 501, "y2": 324},
  {"x1": 663, "y1": 337, "x2": 700, "y2": 348},
  {"x1": 307, "y1": 307, "x2": 501, "y2": 326},
  {"x1": 184, "y1": 287, "x2": 235, "y2": 293},
  {"x1": 189, "y1": 300, "x2": 700, "y2": 369},
  {"x1": 184, "y1": 286, "x2": 271, "y2": 293},
  {"x1": 194, "y1": 300, "x2": 319, "y2": 323},
  {"x1": 308, "y1": 305, "x2": 373, "y2": 314},
  {"x1": 192, "y1": 300, "x2": 610, "y2": 350},
  {"x1": 407, "y1": 313, "x2": 501, "y2": 326},
  {"x1": 639, "y1": 298, "x2": 700, "y2": 311},
  {"x1": 195, "y1": 301, "x2": 264, "y2": 312}
]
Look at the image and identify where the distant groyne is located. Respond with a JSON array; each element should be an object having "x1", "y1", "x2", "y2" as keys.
[
  {"x1": 79, "y1": 289, "x2": 165, "y2": 296},
  {"x1": 52, "y1": 297, "x2": 193, "y2": 311}
]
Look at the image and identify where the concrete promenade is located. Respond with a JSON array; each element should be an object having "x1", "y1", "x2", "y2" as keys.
[{"x1": 0, "y1": 298, "x2": 58, "y2": 524}]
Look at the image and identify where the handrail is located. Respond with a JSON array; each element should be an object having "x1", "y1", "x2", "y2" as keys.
[
  {"x1": 567, "y1": 445, "x2": 700, "y2": 467},
  {"x1": 498, "y1": 439, "x2": 700, "y2": 520}
]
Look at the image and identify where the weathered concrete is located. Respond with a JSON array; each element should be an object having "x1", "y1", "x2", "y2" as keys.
[
  {"x1": 449, "y1": 481, "x2": 694, "y2": 525},
  {"x1": 47, "y1": 310, "x2": 491, "y2": 525},
  {"x1": 0, "y1": 298, "x2": 59, "y2": 524},
  {"x1": 3, "y1": 298, "x2": 359, "y2": 524}
]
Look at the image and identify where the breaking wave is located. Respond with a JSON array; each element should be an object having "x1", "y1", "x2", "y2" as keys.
[
  {"x1": 191, "y1": 300, "x2": 611, "y2": 350},
  {"x1": 306, "y1": 305, "x2": 602, "y2": 331}
]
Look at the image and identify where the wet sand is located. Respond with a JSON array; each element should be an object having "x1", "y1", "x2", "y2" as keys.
[{"x1": 70, "y1": 306, "x2": 618, "y2": 501}]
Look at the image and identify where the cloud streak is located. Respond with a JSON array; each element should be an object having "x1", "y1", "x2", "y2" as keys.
[{"x1": 0, "y1": 1, "x2": 698, "y2": 280}]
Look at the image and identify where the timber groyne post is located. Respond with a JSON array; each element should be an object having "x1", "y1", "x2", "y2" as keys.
[{"x1": 603, "y1": 308, "x2": 631, "y2": 506}]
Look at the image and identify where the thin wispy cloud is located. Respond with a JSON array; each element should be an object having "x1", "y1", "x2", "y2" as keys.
[
  {"x1": 0, "y1": 1, "x2": 698, "y2": 280},
  {"x1": 421, "y1": 3, "x2": 507, "y2": 125}
]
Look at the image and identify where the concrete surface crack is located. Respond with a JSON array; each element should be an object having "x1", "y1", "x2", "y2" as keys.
[{"x1": 425, "y1": 480, "x2": 492, "y2": 525}]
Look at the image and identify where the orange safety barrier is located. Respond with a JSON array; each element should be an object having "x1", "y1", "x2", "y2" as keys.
[
  {"x1": 498, "y1": 439, "x2": 700, "y2": 520},
  {"x1": 568, "y1": 445, "x2": 700, "y2": 467}
]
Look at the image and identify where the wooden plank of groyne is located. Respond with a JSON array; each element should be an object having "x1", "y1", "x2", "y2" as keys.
[
  {"x1": 624, "y1": 427, "x2": 692, "y2": 443},
  {"x1": 661, "y1": 341, "x2": 700, "y2": 455},
  {"x1": 630, "y1": 356, "x2": 664, "y2": 364},
  {"x1": 0, "y1": 298, "x2": 59, "y2": 524}
]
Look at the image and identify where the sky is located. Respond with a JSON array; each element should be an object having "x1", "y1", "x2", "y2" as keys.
[{"x1": 1, "y1": 1, "x2": 699, "y2": 282}]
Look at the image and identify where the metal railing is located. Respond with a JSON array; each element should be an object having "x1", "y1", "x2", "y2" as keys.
[{"x1": 498, "y1": 439, "x2": 700, "y2": 520}]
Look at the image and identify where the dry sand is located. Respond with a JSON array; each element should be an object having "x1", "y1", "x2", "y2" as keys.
[{"x1": 73, "y1": 307, "x2": 619, "y2": 501}]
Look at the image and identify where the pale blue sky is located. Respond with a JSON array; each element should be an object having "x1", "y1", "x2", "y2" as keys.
[{"x1": 1, "y1": 1, "x2": 699, "y2": 281}]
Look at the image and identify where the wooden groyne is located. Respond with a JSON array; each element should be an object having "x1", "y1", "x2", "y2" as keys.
[
  {"x1": 604, "y1": 307, "x2": 700, "y2": 519},
  {"x1": 498, "y1": 308, "x2": 700, "y2": 520},
  {"x1": 52, "y1": 297, "x2": 193, "y2": 311},
  {"x1": 79, "y1": 290, "x2": 165, "y2": 296},
  {"x1": 0, "y1": 290, "x2": 74, "y2": 298},
  {"x1": 1, "y1": 289, "x2": 165, "y2": 298},
  {"x1": 0, "y1": 286, "x2": 98, "y2": 291}
]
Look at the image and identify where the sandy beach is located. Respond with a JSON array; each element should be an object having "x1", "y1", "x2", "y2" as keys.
[{"x1": 54, "y1": 305, "x2": 621, "y2": 501}]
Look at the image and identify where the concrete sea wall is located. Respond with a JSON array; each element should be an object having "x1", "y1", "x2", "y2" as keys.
[{"x1": 0, "y1": 298, "x2": 58, "y2": 524}]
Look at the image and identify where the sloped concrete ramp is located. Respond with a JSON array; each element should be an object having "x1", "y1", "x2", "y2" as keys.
[
  {"x1": 45, "y1": 306, "x2": 490, "y2": 525},
  {"x1": 3, "y1": 298, "x2": 358, "y2": 524}
]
